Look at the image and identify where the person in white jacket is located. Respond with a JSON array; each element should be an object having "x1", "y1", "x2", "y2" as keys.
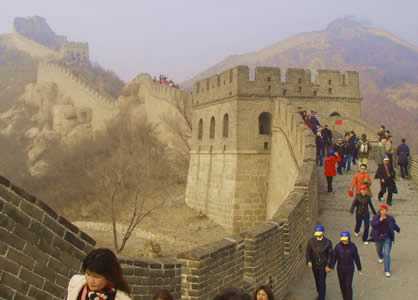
[{"x1": 66, "y1": 248, "x2": 132, "y2": 300}]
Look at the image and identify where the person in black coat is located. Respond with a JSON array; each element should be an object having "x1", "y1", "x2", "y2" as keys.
[
  {"x1": 397, "y1": 138, "x2": 410, "y2": 178},
  {"x1": 305, "y1": 224, "x2": 334, "y2": 300},
  {"x1": 375, "y1": 157, "x2": 397, "y2": 206},
  {"x1": 334, "y1": 139, "x2": 346, "y2": 175},
  {"x1": 321, "y1": 125, "x2": 333, "y2": 154},
  {"x1": 332, "y1": 232, "x2": 362, "y2": 300},
  {"x1": 350, "y1": 185, "x2": 377, "y2": 244}
]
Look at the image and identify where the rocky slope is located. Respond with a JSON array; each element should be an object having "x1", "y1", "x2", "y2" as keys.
[{"x1": 184, "y1": 17, "x2": 418, "y2": 149}]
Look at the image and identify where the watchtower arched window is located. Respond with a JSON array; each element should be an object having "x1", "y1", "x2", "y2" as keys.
[
  {"x1": 259, "y1": 112, "x2": 272, "y2": 135},
  {"x1": 210, "y1": 116, "x2": 216, "y2": 139},
  {"x1": 329, "y1": 112, "x2": 341, "y2": 117},
  {"x1": 223, "y1": 114, "x2": 229, "y2": 138},
  {"x1": 198, "y1": 119, "x2": 203, "y2": 140}
]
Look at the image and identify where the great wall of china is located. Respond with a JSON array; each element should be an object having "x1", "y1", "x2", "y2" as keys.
[{"x1": 1, "y1": 31, "x2": 418, "y2": 299}]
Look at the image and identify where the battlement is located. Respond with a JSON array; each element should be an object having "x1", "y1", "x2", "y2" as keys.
[
  {"x1": 59, "y1": 41, "x2": 89, "y2": 62},
  {"x1": 192, "y1": 66, "x2": 361, "y2": 106},
  {"x1": 37, "y1": 62, "x2": 117, "y2": 129}
]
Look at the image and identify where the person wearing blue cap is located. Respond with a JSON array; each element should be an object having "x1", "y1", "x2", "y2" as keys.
[
  {"x1": 332, "y1": 231, "x2": 362, "y2": 300},
  {"x1": 305, "y1": 224, "x2": 334, "y2": 300}
]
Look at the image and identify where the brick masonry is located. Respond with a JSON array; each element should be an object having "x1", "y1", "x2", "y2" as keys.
[{"x1": 0, "y1": 176, "x2": 181, "y2": 300}]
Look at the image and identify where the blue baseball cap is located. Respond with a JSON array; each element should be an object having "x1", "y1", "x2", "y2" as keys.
[
  {"x1": 314, "y1": 224, "x2": 325, "y2": 236},
  {"x1": 340, "y1": 231, "x2": 350, "y2": 241}
]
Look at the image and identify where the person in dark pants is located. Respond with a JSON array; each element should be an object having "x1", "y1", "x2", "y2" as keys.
[
  {"x1": 316, "y1": 132, "x2": 325, "y2": 166},
  {"x1": 324, "y1": 151, "x2": 341, "y2": 192},
  {"x1": 334, "y1": 139, "x2": 346, "y2": 175},
  {"x1": 371, "y1": 204, "x2": 400, "y2": 277},
  {"x1": 350, "y1": 185, "x2": 377, "y2": 244},
  {"x1": 397, "y1": 138, "x2": 410, "y2": 179},
  {"x1": 321, "y1": 125, "x2": 333, "y2": 155},
  {"x1": 306, "y1": 224, "x2": 334, "y2": 300},
  {"x1": 375, "y1": 157, "x2": 397, "y2": 206},
  {"x1": 332, "y1": 231, "x2": 362, "y2": 300}
]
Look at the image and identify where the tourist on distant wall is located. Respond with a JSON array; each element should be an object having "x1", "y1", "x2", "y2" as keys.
[
  {"x1": 375, "y1": 157, "x2": 397, "y2": 206},
  {"x1": 371, "y1": 204, "x2": 400, "y2": 277},
  {"x1": 321, "y1": 125, "x2": 333, "y2": 154},
  {"x1": 350, "y1": 185, "x2": 377, "y2": 244},
  {"x1": 153, "y1": 289, "x2": 174, "y2": 300},
  {"x1": 306, "y1": 224, "x2": 334, "y2": 300},
  {"x1": 357, "y1": 134, "x2": 371, "y2": 166},
  {"x1": 375, "y1": 138, "x2": 387, "y2": 169},
  {"x1": 324, "y1": 151, "x2": 341, "y2": 192},
  {"x1": 385, "y1": 135, "x2": 395, "y2": 168},
  {"x1": 332, "y1": 231, "x2": 362, "y2": 300},
  {"x1": 253, "y1": 285, "x2": 274, "y2": 300},
  {"x1": 316, "y1": 131, "x2": 325, "y2": 166},
  {"x1": 377, "y1": 125, "x2": 386, "y2": 141},
  {"x1": 349, "y1": 164, "x2": 372, "y2": 196},
  {"x1": 350, "y1": 131, "x2": 359, "y2": 166},
  {"x1": 344, "y1": 132, "x2": 356, "y2": 172},
  {"x1": 66, "y1": 248, "x2": 132, "y2": 300},
  {"x1": 397, "y1": 138, "x2": 411, "y2": 179},
  {"x1": 334, "y1": 138, "x2": 346, "y2": 175}
]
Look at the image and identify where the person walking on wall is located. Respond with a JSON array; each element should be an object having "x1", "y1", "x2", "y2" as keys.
[
  {"x1": 306, "y1": 224, "x2": 334, "y2": 300},
  {"x1": 357, "y1": 134, "x2": 371, "y2": 166},
  {"x1": 385, "y1": 135, "x2": 395, "y2": 168},
  {"x1": 377, "y1": 125, "x2": 386, "y2": 141},
  {"x1": 349, "y1": 163, "x2": 372, "y2": 197},
  {"x1": 335, "y1": 138, "x2": 346, "y2": 175},
  {"x1": 350, "y1": 185, "x2": 377, "y2": 244},
  {"x1": 316, "y1": 131, "x2": 325, "y2": 166},
  {"x1": 332, "y1": 231, "x2": 362, "y2": 300},
  {"x1": 322, "y1": 125, "x2": 333, "y2": 155},
  {"x1": 324, "y1": 151, "x2": 341, "y2": 192},
  {"x1": 397, "y1": 138, "x2": 410, "y2": 179},
  {"x1": 371, "y1": 204, "x2": 400, "y2": 277},
  {"x1": 351, "y1": 131, "x2": 359, "y2": 166},
  {"x1": 375, "y1": 138, "x2": 387, "y2": 171},
  {"x1": 344, "y1": 132, "x2": 355, "y2": 172},
  {"x1": 375, "y1": 157, "x2": 397, "y2": 206},
  {"x1": 66, "y1": 248, "x2": 132, "y2": 300}
]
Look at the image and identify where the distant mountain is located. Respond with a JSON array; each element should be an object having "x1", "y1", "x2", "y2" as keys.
[{"x1": 184, "y1": 17, "x2": 418, "y2": 149}]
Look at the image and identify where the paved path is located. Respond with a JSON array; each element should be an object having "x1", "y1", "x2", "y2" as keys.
[{"x1": 287, "y1": 162, "x2": 418, "y2": 299}]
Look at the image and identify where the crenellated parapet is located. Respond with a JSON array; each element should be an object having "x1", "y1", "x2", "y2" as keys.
[{"x1": 192, "y1": 66, "x2": 361, "y2": 106}]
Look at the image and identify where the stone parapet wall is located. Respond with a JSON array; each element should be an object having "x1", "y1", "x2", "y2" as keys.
[
  {"x1": 3, "y1": 32, "x2": 59, "y2": 59},
  {"x1": 37, "y1": 62, "x2": 118, "y2": 130},
  {"x1": 410, "y1": 156, "x2": 418, "y2": 186},
  {"x1": 179, "y1": 106, "x2": 318, "y2": 299},
  {"x1": 0, "y1": 175, "x2": 96, "y2": 300},
  {"x1": 0, "y1": 175, "x2": 182, "y2": 300},
  {"x1": 192, "y1": 66, "x2": 361, "y2": 106}
]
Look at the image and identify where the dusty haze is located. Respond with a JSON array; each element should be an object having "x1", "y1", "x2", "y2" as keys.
[{"x1": 1, "y1": 0, "x2": 418, "y2": 81}]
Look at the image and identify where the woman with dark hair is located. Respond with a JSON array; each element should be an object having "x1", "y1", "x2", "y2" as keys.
[
  {"x1": 153, "y1": 289, "x2": 174, "y2": 300},
  {"x1": 66, "y1": 248, "x2": 132, "y2": 300},
  {"x1": 253, "y1": 285, "x2": 274, "y2": 300}
]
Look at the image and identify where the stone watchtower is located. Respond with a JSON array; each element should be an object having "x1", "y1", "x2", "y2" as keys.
[
  {"x1": 185, "y1": 66, "x2": 281, "y2": 233},
  {"x1": 185, "y1": 65, "x2": 362, "y2": 234}
]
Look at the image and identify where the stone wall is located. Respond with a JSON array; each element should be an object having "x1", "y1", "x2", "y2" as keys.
[
  {"x1": 179, "y1": 106, "x2": 318, "y2": 299},
  {"x1": 410, "y1": 155, "x2": 418, "y2": 186},
  {"x1": 0, "y1": 175, "x2": 182, "y2": 300},
  {"x1": 0, "y1": 175, "x2": 95, "y2": 300},
  {"x1": 3, "y1": 32, "x2": 59, "y2": 59},
  {"x1": 37, "y1": 62, "x2": 118, "y2": 130}
]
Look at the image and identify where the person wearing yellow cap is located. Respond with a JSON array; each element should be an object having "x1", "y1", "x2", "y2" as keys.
[
  {"x1": 350, "y1": 185, "x2": 377, "y2": 244},
  {"x1": 332, "y1": 231, "x2": 362, "y2": 300},
  {"x1": 305, "y1": 224, "x2": 334, "y2": 300}
]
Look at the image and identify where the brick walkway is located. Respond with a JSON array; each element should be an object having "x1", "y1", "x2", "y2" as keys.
[{"x1": 286, "y1": 162, "x2": 418, "y2": 299}]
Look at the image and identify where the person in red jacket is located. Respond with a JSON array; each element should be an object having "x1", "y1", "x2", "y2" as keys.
[{"x1": 324, "y1": 151, "x2": 341, "y2": 192}]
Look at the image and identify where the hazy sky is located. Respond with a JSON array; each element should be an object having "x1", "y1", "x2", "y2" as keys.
[{"x1": 1, "y1": 1, "x2": 417, "y2": 82}]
